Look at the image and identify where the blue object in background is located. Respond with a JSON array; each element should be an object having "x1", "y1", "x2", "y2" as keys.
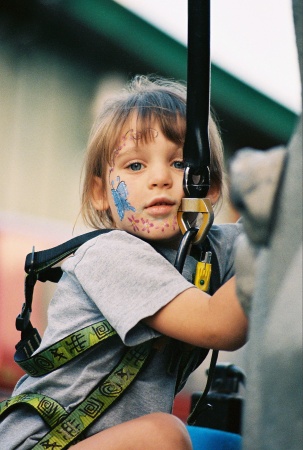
[{"x1": 187, "y1": 426, "x2": 242, "y2": 450}]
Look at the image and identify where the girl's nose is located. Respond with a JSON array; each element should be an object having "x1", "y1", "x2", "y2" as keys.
[{"x1": 148, "y1": 165, "x2": 173, "y2": 189}]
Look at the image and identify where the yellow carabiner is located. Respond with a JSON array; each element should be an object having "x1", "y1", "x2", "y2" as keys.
[{"x1": 177, "y1": 198, "x2": 214, "y2": 245}]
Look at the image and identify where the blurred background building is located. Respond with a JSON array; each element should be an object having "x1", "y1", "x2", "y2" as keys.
[{"x1": 0, "y1": 0, "x2": 300, "y2": 418}]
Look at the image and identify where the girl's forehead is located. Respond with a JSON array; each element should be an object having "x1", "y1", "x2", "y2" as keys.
[
  {"x1": 115, "y1": 114, "x2": 160, "y2": 145},
  {"x1": 120, "y1": 112, "x2": 159, "y2": 133},
  {"x1": 111, "y1": 110, "x2": 185, "y2": 154},
  {"x1": 112, "y1": 129, "x2": 159, "y2": 160},
  {"x1": 120, "y1": 127, "x2": 158, "y2": 143}
]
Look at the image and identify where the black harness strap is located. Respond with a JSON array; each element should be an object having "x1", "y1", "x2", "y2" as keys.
[
  {"x1": 187, "y1": 236, "x2": 220, "y2": 425},
  {"x1": 24, "y1": 229, "x2": 111, "y2": 275},
  {"x1": 16, "y1": 229, "x2": 112, "y2": 353},
  {"x1": 173, "y1": 233, "x2": 221, "y2": 405}
]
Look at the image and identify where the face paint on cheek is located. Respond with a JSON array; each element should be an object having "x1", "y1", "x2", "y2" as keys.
[
  {"x1": 127, "y1": 214, "x2": 141, "y2": 232},
  {"x1": 108, "y1": 132, "x2": 132, "y2": 214},
  {"x1": 152, "y1": 216, "x2": 178, "y2": 233},
  {"x1": 154, "y1": 216, "x2": 178, "y2": 232},
  {"x1": 126, "y1": 214, "x2": 179, "y2": 234},
  {"x1": 110, "y1": 176, "x2": 136, "y2": 221}
]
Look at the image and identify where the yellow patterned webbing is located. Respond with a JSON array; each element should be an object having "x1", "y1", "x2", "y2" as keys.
[{"x1": 15, "y1": 319, "x2": 117, "y2": 377}]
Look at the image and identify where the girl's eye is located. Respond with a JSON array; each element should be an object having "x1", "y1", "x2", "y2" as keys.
[
  {"x1": 173, "y1": 160, "x2": 185, "y2": 170},
  {"x1": 128, "y1": 162, "x2": 143, "y2": 171}
]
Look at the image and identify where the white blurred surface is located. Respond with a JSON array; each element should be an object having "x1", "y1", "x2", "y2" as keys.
[{"x1": 115, "y1": 0, "x2": 301, "y2": 113}]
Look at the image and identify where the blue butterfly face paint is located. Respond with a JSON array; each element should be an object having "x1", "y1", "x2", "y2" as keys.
[{"x1": 111, "y1": 176, "x2": 136, "y2": 221}]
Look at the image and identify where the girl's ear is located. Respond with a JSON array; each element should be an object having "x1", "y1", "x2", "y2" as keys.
[
  {"x1": 207, "y1": 185, "x2": 220, "y2": 206},
  {"x1": 91, "y1": 176, "x2": 110, "y2": 211}
]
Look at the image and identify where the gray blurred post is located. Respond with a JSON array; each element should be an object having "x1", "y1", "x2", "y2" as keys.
[{"x1": 232, "y1": 1, "x2": 302, "y2": 448}]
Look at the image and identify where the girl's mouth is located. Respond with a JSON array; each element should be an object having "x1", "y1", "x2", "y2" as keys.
[{"x1": 145, "y1": 200, "x2": 175, "y2": 216}]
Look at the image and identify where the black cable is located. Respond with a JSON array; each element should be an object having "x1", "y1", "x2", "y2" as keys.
[{"x1": 174, "y1": 228, "x2": 198, "y2": 272}]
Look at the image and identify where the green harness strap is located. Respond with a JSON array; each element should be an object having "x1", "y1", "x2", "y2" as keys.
[
  {"x1": 34, "y1": 340, "x2": 153, "y2": 449},
  {"x1": 1, "y1": 318, "x2": 153, "y2": 447},
  {"x1": 0, "y1": 393, "x2": 67, "y2": 428},
  {"x1": 15, "y1": 319, "x2": 117, "y2": 377},
  {"x1": 0, "y1": 340, "x2": 153, "y2": 449}
]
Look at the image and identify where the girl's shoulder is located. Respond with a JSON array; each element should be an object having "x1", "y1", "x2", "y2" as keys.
[
  {"x1": 206, "y1": 220, "x2": 243, "y2": 283},
  {"x1": 75, "y1": 229, "x2": 149, "y2": 254},
  {"x1": 208, "y1": 220, "x2": 242, "y2": 245},
  {"x1": 63, "y1": 229, "x2": 164, "y2": 273}
]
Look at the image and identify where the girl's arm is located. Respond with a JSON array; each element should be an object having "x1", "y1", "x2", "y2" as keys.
[{"x1": 143, "y1": 276, "x2": 248, "y2": 351}]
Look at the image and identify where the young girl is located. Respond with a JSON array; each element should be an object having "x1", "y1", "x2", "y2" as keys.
[{"x1": 0, "y1": 75, "x2": 247, "y2": 449}]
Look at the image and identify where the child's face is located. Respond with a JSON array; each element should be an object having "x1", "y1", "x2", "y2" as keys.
[{"x1": 104, "y1": 119, "x2": 186, "y2": 246}]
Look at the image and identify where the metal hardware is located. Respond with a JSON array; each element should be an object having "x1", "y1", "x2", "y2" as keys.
[{"x1": 177, "y1": 198, "x2": 214, "y2": 244}]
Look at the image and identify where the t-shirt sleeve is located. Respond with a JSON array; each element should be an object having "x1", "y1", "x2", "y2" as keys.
[{"x1": 70, "y1": 231, "x2": 194, "y2": 346}]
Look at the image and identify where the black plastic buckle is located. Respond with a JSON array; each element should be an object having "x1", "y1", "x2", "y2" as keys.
[
  {"x1": 16, "y1": 246, "x2": 37, "y2": 332},
  {"x1": 16, "y1": 302, "x2": 31, "y2": 332}
]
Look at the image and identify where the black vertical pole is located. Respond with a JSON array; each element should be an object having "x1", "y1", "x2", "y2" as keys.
[{"x1": 183, "y1": 0, "x2": 211, "y2": 199}]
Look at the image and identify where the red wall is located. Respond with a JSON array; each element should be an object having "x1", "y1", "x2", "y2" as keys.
[{"x1": 0, "y1": 218, "x2": 71, "y2": 390}]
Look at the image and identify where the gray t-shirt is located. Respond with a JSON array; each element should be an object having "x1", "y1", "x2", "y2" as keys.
[{"x1": 0, "y1": 224, "x2": 241, "y2": 448}]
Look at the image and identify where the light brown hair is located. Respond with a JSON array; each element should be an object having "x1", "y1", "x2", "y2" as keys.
[{"x1": 81, "y1": 75, "x2": 225, "y2": 229}]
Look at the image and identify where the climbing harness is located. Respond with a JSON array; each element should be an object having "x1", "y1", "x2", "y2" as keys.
[
  {"x1": 0, "y1": 228, "x2": 219, "y2": 446},
  {"x1": 0, "y1": 229, "x2": 155, "y2": 448}
]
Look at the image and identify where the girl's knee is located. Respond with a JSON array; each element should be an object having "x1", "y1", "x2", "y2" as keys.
[
  {"x1": 143, "y1": 413, "x2": 192, "y2": 450},
  {"x1": 72, "y1": 413, "x2": 192, "y2": 450}
]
